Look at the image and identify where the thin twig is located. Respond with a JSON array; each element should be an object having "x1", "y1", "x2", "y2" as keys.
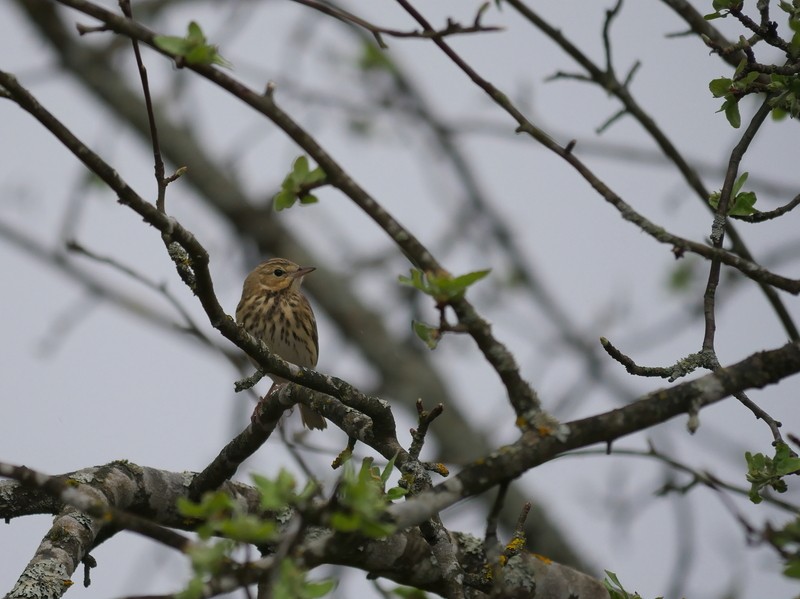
[
  {"x1": 118, "y1": 0, "x2": 172, "y2": 213},
  {"x1": 506, "y1": 0, "x2": 799, "y2": 341},
  {"x1": 66, "y1": 240, "x2": 215, "y2": 347},
  {"x1": 409, "y1": 398, "x2": 445, "y2": 460},
  {"x1": 484, "y1": 481, "x2": 510, "y2": 558},
  {"x1": 734, "y1": 193, "x2": 800, "y2": 223},
  {"x1": 291, "y1": 0, "x2": 501, "y2": 49},
  {"x1": 700, "y1": 100, "x2": 773, "y2": 436}
]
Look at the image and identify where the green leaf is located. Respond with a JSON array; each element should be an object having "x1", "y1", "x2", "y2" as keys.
[
  {"x1": 217, "y1": 516, "x2": 277, "y2": 543},
  {"x1": 724, "y1": 98, "x2": 741, "y2": 128},
  {"x1": 153, "y1": 35, "x2": 190, "y2": 56},
  {"x1": 667, "y1": 260, "x2": 695, "y2": 292},
  {"x1": 740, "y1": 71, "x2": 760, "y2": 86},
  {"x1": 177, "y1": 491, "x2": 234, "y2": 519},
  {"x1": 449, "y1": 269, "x2": 491, "y2": 290},
  {"x1": 307, "y1": 166, "x2": 326, "y2": 185},
  {"x1": 399, "y1": 268, "x2": 491, "y2": 303},
  {"x1": 330, "y1": 511, "x2": 361, "y2": 532},
  {"x1": 709, "y1": 77, "x2": 732, "y2": 97},
  {"x1": 274, "y1": 189, "x2": 297, "y2": 211},
  {"x1": 177, "y1": 577, "x2": 205, "y2": 599},
  {"x1": 730, "y1": 191, "x2": 757, "y2": 215},
  {"x1": 745, "y1": 444, "x2": 800, "y2": 503},
  {"x1": 185, "y1": 540, "x2": 235, "y2": 575},
  {"x1": 784, "y1": 561, "x2": 800, "y2": 579},
  {"x1": 380, "y1": 454, "x2": 397, "y2": 485},
  {"x1": 293, "y1": 155, "x2": 310, "y2": 179},
  {"x1": 272, "y1": 559, "x2": 335, "y2": 599},
  {"x1": 153, "y1": 21, "x2": 231, "y2": 68},
  {"x1": 273, "y1": 157, "x2": 326, "y2": 211},
  {"x1": 731, "y1": 171, "x2": 748, "y2": 196},
  {"x1": 398, "y1": 269, "x2": 428, "y2": 292},
  {"x1": 733, "y1": 57, "x2": 747, "y2": 78},
  {"x1": 359, "y1": 42, "x2": 395, "y2": 72},
  {"x1": 187, "y1": 22, "x2": 204, "y2": 42},
  {"x1": 412, "y1": 320, "x2": 440, "y2": 350},
  {"x1": 386, "y1": 486, "x2": 409, "y2": 501},
  {"x1": 305, "y1": 580, "x2": 336, "y2": 598},
  {"x1": 252, "y1": 470, "x2": 298, "y2": 510},
  {"x1": 330, "y1": 458, "x2": 397, "y2": 538}
]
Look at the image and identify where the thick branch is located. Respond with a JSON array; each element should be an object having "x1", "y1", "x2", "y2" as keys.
[{"x1": 390, "y1": 342, "x2": 800, "y2": 528}]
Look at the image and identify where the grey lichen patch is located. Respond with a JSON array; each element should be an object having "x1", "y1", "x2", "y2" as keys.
[
  {"x1": 502, "y1": 554, "x2": 536, "y2": 592},
  {"x1": 456, "y1": 532, "x2": 485, "y2": 560},
  {"x1": 9, "y1": 560, "x2": 72, "y2": 599},
  {"x1": 275, "y1": 506, "x2": 294, "y2": 526},
  {"x1": 180, "y1": 471, "x2": 195, "y2": 488},
  {"x1": 69, "y1": 470, "x2": 96, "y2": 485},
  {"x1": 70, "y1": 512, "x2": 95, "y2": 531}
]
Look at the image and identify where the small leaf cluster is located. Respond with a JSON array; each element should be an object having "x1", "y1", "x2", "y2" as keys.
[
  {"x1": 359, "y1": 42, "x2": 396, "y2": 73},
  {"x1": 154, "y1": 22, "x2": 231, "y2": 68},
  {"x1": 745, "y1": 442, "x2": 800, "y2": 504},
  {"x1": 330, "y1": 456, "x2": 407, "y2": 538},
  {"x1": 251, "y1": 469, "x2": 317, "y2": 510},
  {"x1": 703, "y1": 0, "x2": 742, "y2": 20},
  {"x1": 771, "y1": 516, "x2": 800, "y2": 579},
  {"x1": 399, "y1": 268, "x2": 490, "y2": 305},
  {"x1": 778, "y1": 0, "x2": 800, "y2": 56},
  {"x1": 706, "y1": 1, "x2": 800, "y2": 123},
  {"x1": 178, "y1": 491, "x2": 278, "y2": 545},
  {"x1": 272, "y1": 559, "x2": 336, "y2": 599},
  {"x1": 399, "y1": 268, "x2": 489, "y2": 349},
  {"x1": 176, "y1": 470, "x2": 319, "y2": 599},
  {"x1": 708, "y1": 171, "x2": 758, "y2": 215},
  {"x1": 768, "y1": 73, "x2": 800, "y2": 119},
  {"x1": 709, "y1": 69, "x2": 760, "y2": 128},
  {"x1": 274, "y1": 156, "x2": 326, "y2": 211}
]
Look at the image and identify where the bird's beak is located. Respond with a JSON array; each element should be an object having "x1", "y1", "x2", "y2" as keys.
[{"x1": 292, "y1": 266, "x2": 316, "y2": 278}]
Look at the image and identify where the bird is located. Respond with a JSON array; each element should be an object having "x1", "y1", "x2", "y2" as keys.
[{"x1": 236, "y1": 258, "x2": 327, "y2": 430}]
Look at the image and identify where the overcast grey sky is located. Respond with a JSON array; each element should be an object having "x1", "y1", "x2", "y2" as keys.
[{"x1": 2, "y1": 1, "x2": 799, "y2": 597}]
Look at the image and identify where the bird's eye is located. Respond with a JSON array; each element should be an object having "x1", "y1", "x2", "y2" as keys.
[{"x1": 273, "y1": 268, "x2": 285, "y2": 277}]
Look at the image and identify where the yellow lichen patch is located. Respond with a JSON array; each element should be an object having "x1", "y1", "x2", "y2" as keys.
[
  {"x1": 331, "y1": 446, "x2": 353, "y2": 470},
  {"x1": 531, "y1": 553, "x2": 552, "y2": 564},
  {"x1": 431, "y1": 463, "x2": 449, "y2": 477},
  {"x1": 505, "y1": 536, "x2": 526, "y2": 553}
]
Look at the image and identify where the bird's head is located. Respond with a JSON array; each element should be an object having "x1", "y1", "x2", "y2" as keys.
[{"x1": 251, "y1": 258, "x2": 315, "y2": 293}]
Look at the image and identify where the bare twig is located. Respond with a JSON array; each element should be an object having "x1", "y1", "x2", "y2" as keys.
[
  {"x1": 505, "y1": 0, "x2": 799, "y2": 341},
  {"x1": 409, "y1": 398, "x2": 444, "y2": 460},
  {"x1": 291, "y1": 0, "x2": 501, "y2": 48},
  {"x1": 118, "y1": 0, "x2": 175, "y2": 213},
  {"x1": 66, "y1": 240, "x2": 216, "y2": 348}
]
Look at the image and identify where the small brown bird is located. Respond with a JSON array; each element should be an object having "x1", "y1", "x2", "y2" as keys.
[{"x1": 236, "y1": 258, "x2": 326, "y2": 430}]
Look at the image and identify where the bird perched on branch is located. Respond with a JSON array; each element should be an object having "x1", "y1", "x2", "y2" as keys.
[{"x1": 236, "y1": 257, "x2": 326, "y2": 430}]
